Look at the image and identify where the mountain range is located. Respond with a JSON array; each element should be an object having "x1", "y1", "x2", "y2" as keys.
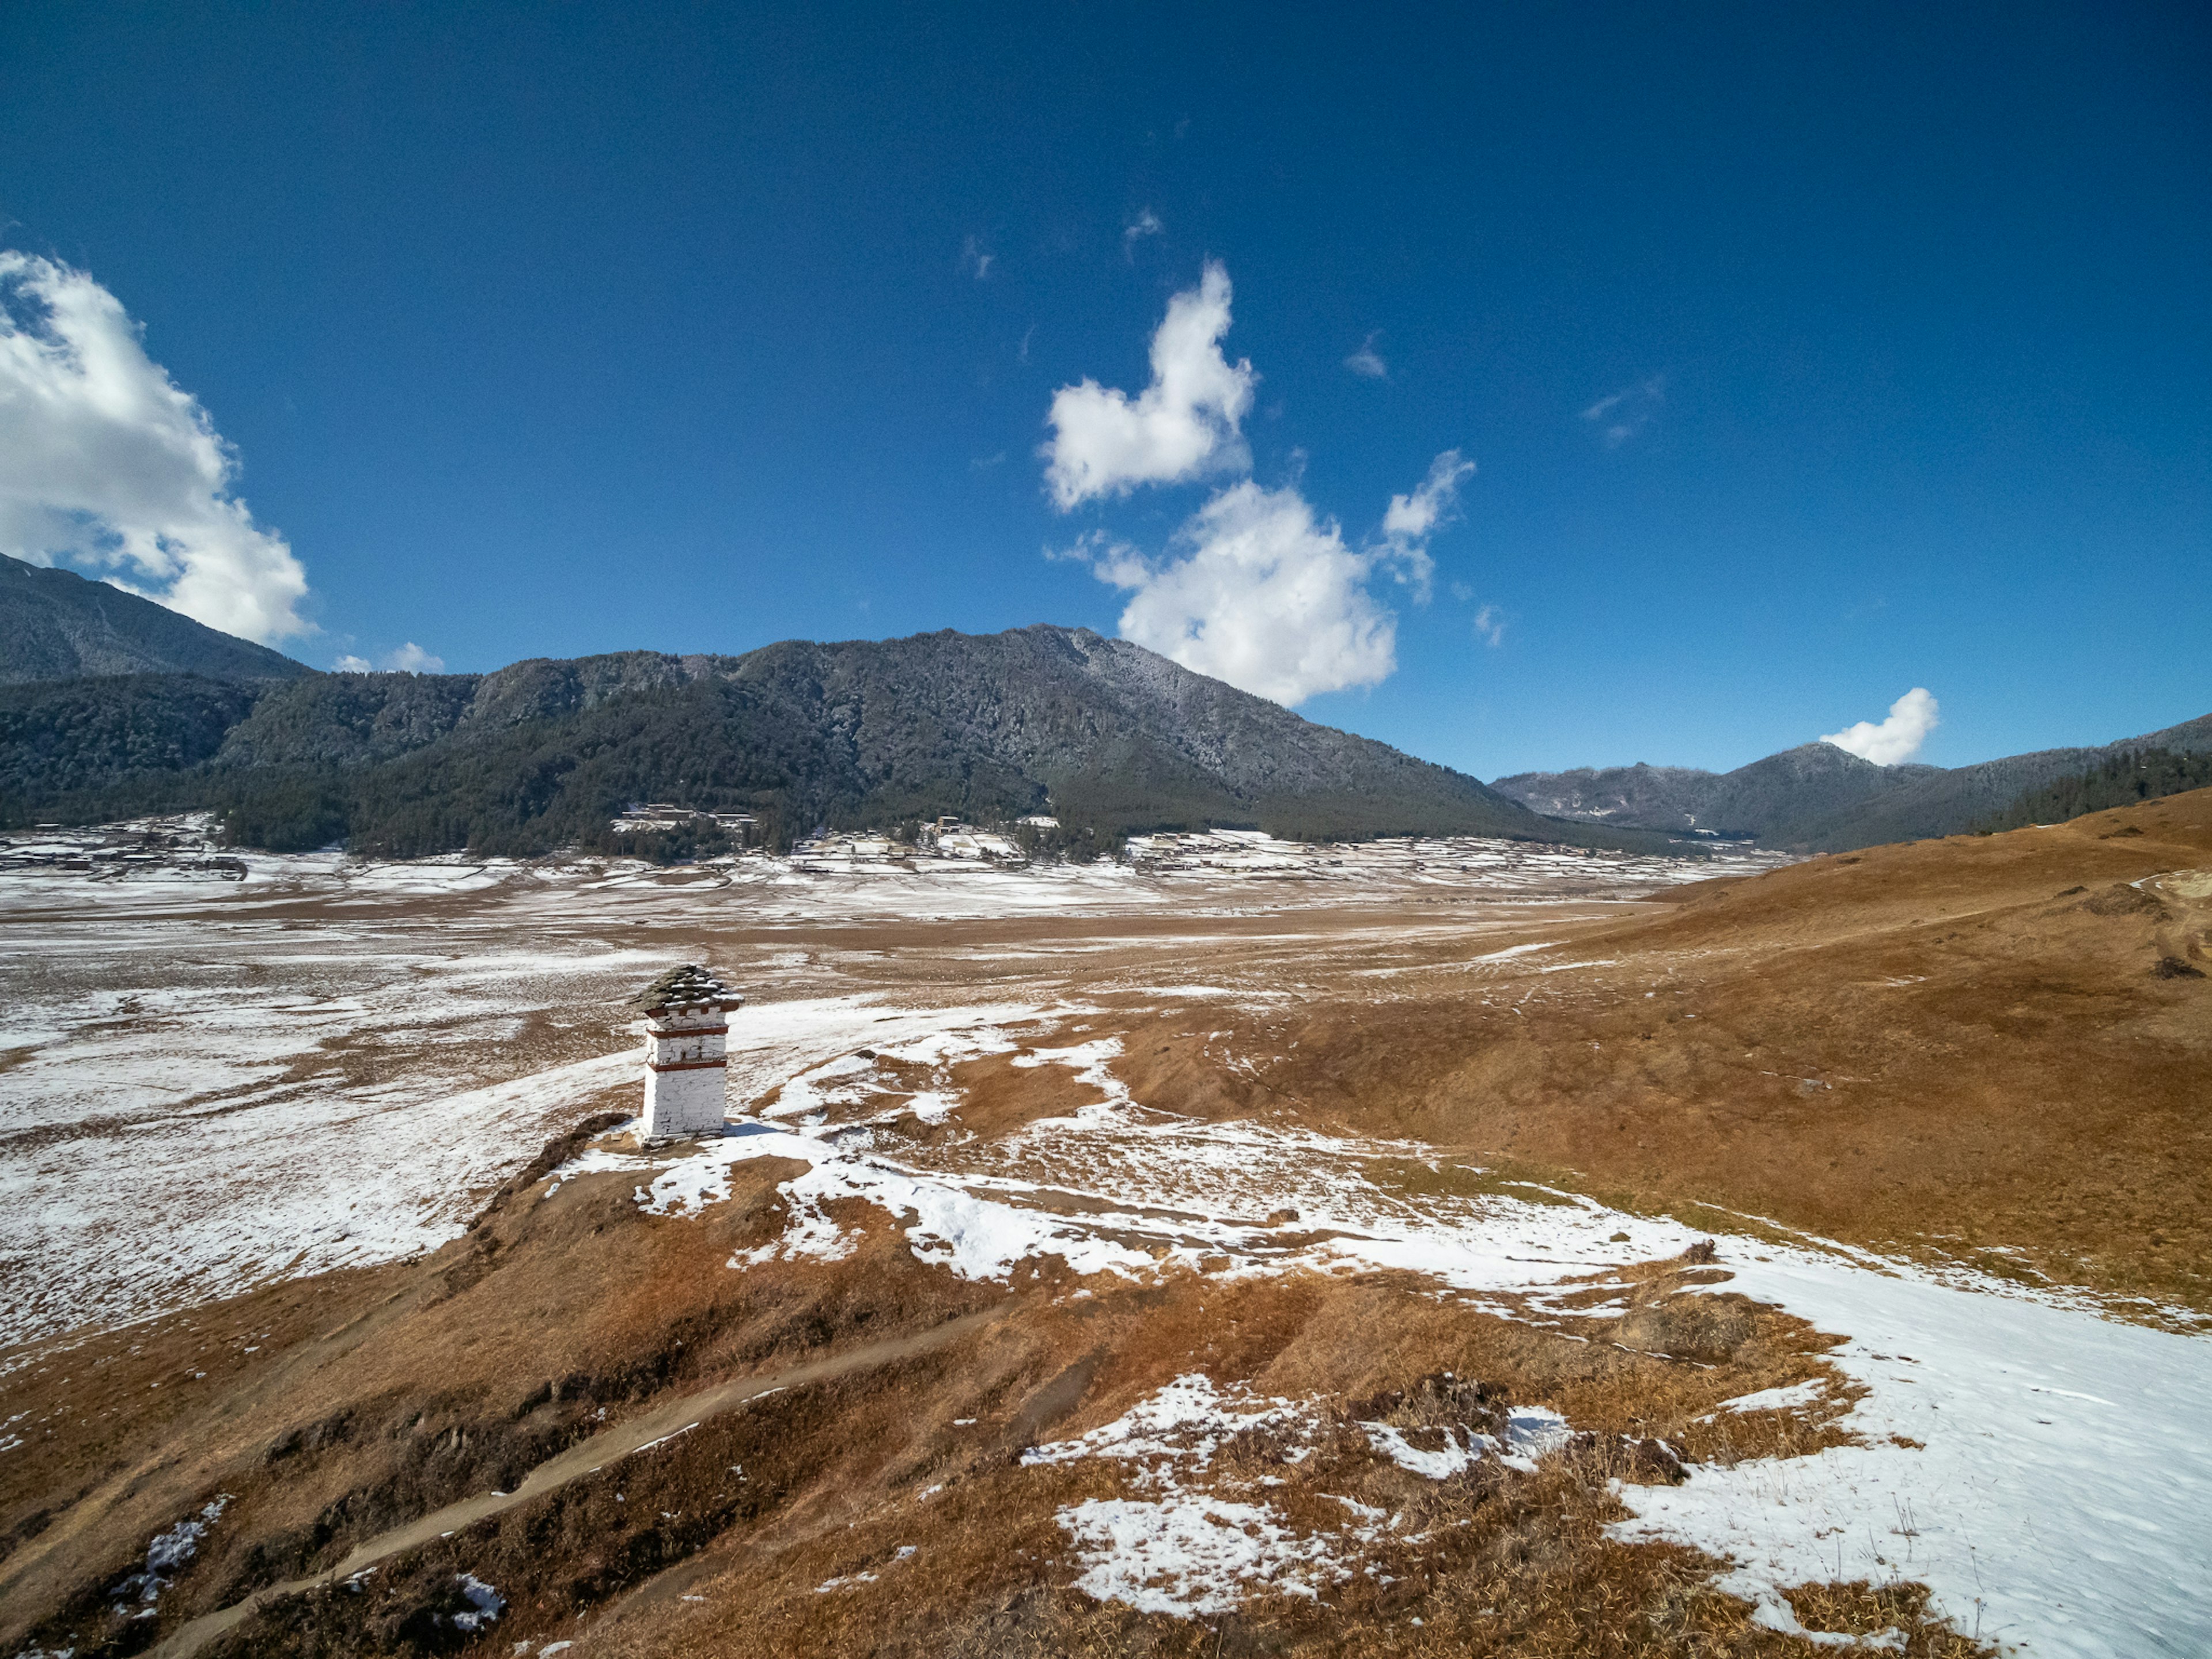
[
  {"x1": 3, "y1": 551, "x2": 2205, "y2": 858},
  {"x1": 0, "y1": 556, "x2": 1633, "y2": 854},
  {"x1": 1492, "y1": 713, "x2": 2212, "y2": 851}
]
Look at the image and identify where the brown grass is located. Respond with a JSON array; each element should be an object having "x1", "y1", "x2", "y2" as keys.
[{"x1": 12, "y1": 793, "x2": 2200, "y2": 1655}]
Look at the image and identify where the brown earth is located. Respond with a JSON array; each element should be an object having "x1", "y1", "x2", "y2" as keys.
[
  {"x1": 1224, "y1": 786, "x2": 2212, "y2": 1316},
  {"x1": 7, "y1": 789, "x2": 2208, "y2": 1656}
]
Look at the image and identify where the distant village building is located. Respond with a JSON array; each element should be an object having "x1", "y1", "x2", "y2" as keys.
[
  {"x1": 916, "y1": 816, "x2": 1026, "y2": 862},
  {"x1": 608, "y1": 805, "x2": 759, "y2": 845},
  {"x1": 634, "y1": 964, "x2": 741, "y2": 1140}
]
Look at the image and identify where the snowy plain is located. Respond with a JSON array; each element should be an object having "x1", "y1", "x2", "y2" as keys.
[
  {"x1": 0, "y1": 826, "x2": 1756, "y2": 1346},
  {"x1": 4, "y1": 830, "x2": 2206, "y2": 1654}
]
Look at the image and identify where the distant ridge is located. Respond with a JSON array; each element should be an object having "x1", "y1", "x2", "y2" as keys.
[
  {"x1": 3, "y1": 625, "x2": 1678, "y2": 857},
  {"x1": 0, "y1": 553, "x2": 310, "y2": 685},
  {"x1": 1493, "y1": 712, "x2": 2212, "y2": 852}
]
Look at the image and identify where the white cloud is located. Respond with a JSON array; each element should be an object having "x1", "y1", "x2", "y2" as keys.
[
  {"x1": 1071, "y1": 448, "x2": 1471, "y2": 706},
  {"x1": 1123, "y1": 209, "x2": 1163, "y2": 259},
  {"x1": 1040, "y1": 261, "x2": 1255, "y2": 509},
  {"x1": 1344, "y1": 332, "x2": 1388, "y2": 380},
  {"x1": 1041, "y1": 265, "x2": 1476, "y2": 706},
  {"x1": 1472, "y1": 604, "x2": 1505, "y2": 647},
  {"x1": 1821, "y1": 687, "x2": 1939, "y2": 765},
  {"x1": 961, "y1": 236, "x2": 995, "y2": 280},
  {"x1": 1381, "y1": 449, "x2": 1472, "y2": 545},
  {"x1": 1095, "y1": 480, "x2": 1394, "y2": 705},
  {"x1": 1581, "y1": 373, "x2": 1665, "y2": 447},
  {"x1": 332, "y1": 643, "x2": 444, "y2": 675},
  {"x1": 0, "y1": 251, "x2": 312, "y2": 643}
]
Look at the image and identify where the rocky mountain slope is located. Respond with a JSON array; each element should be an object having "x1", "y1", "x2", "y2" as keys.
[
  {"x1": 3, "y1": 627, "x2": 1640, "y2": 854},
  {"x1": 1494, "y1": 712, "x2": 2212, "y2": 851},
  {"x1": 0, "y1": 553, "x2": 310, "y2": 684}
]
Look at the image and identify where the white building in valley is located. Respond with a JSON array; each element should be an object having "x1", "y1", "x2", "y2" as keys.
[{"x1": 635, "y1": 964, "x2": 741, "y2": 1141}]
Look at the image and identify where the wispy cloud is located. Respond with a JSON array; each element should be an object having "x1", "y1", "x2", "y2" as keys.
[
  {"x1": 1580, "y1": 373, "x2": 1665, "y2": 447},
  {"x1": 1040, "y1": 260, "x2": 1255, "y2": 509},
  {"x1": 0, "y1": 251, "x2": 312, "y2": 643},
  {"x1": 1376, "y1": 449, "x2": 1474, "y2": 603},
  {"x1": 1122, "y1": 208, "x2": 1163, "y2": 260},
  {"x1": 971, "y1": 450, "x2": 1007, "y2": 471},
  {"x1": 961, "y1": 235, "x2": 995, "y2": 280},
  {"x1": 1821, "y1": 687, "x2": 1939, "y2": 765},
  {"x1": 1343, "y1": 331, "x2": 1388, "y2": 380},
  {"x1": 1381, "y1": 450, "x2": 1472, "y2": 543},
  {"x1": 1448, "y1": 581, "x2": 1505, "y2": 645}
]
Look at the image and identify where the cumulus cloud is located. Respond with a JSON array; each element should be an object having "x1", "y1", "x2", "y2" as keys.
[
  {"x1": 1094, "y1": 480, "x2": 1394, "y2": 704},
  {"x1": 1062, "y1": 446, "x2": 1472, "y2": 706},
  {"x1": 0, "y1": 252, "x2": 312, "y2": 644},
  {"x1": 332, "y1": 654, "x2": 373, "y2": 672},
  {"x1": 1041, "y1": 264, "x2": 1477, "y2": 704},
  {"x1": 1040, "y1": 261, "x2": 1255, "y2": 509},
  {"x1": 1581, "y1": 373, "x2": 1665, "y2": 447},
  {"x1": 1344, "y1": 332, "x2": 1388, "y2": 380},
  {"x1": 1123, "y1": 209, "x2": 1163, "y2": 259},
  {"x1": 1821, "y1": 687, "x2": 1939, "y2": 765}
]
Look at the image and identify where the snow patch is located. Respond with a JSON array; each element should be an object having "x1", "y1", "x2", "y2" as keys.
[
  {"x1": 109, "y1": 1495, "x2": 231, "y2": 1608},
  {"x1": 1058, "y1": 1494, "x2": 1346, "y2": 1615}
]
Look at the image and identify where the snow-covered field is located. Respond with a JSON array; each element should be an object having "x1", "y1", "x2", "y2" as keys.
[
  {"x1": 0, "y1": 825, "x2": 1767, "y2": 1347},
  {"x1": 5, "y1": 828, "x2": 2206, "y2": 1655},
  {"x1": 568, "y1": 1013, "x2": 2212, "y2": 1659}
]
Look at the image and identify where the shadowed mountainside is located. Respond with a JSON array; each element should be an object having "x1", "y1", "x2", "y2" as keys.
[{"x1": 0, "y1": 554, "x2": 310, "y2": 685}]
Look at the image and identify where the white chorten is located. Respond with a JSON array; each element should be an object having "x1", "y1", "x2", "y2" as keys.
[{"x1": 635, "y1": 964, "x2": 741, "y2": 1141}]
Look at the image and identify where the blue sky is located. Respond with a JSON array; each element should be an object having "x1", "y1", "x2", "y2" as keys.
[{"x1": 1, "y1": 3, "x2": 2206, "y2": 778}]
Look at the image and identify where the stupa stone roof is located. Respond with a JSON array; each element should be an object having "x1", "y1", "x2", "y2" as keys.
[{"x1": 632, "y1": 964, "x2": 733, "y2": 1012}]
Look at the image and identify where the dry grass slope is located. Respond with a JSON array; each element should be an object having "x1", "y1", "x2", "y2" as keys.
[{"x1": 7, "y1": 790, "x2": 2206, "y2": 1656}]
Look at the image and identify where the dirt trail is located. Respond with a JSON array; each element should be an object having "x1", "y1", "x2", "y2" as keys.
[{"x1": 146, "y1": 1304, "x2": 1011, "y2": 1659}]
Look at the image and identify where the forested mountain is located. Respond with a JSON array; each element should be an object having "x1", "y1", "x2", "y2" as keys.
[
  {"x1": 0, "y1": 554, "x2": 310, "y2": 685},
  {"x1": 17, "y1": 555, "x2": 2194, "y2": 861},
  {"x1": 1492, "y1": 744, "x2": 1944, "y2": 844},
  {"x1": 2, "y1": 626, "x2": 1665, "y2": 856},
  {"x1": 1974, "y1": 747, "x2": 2212, "y2": 834},
  {"x1": 1493, "y1": 711, "x2": 2212, "y2": 851}
]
